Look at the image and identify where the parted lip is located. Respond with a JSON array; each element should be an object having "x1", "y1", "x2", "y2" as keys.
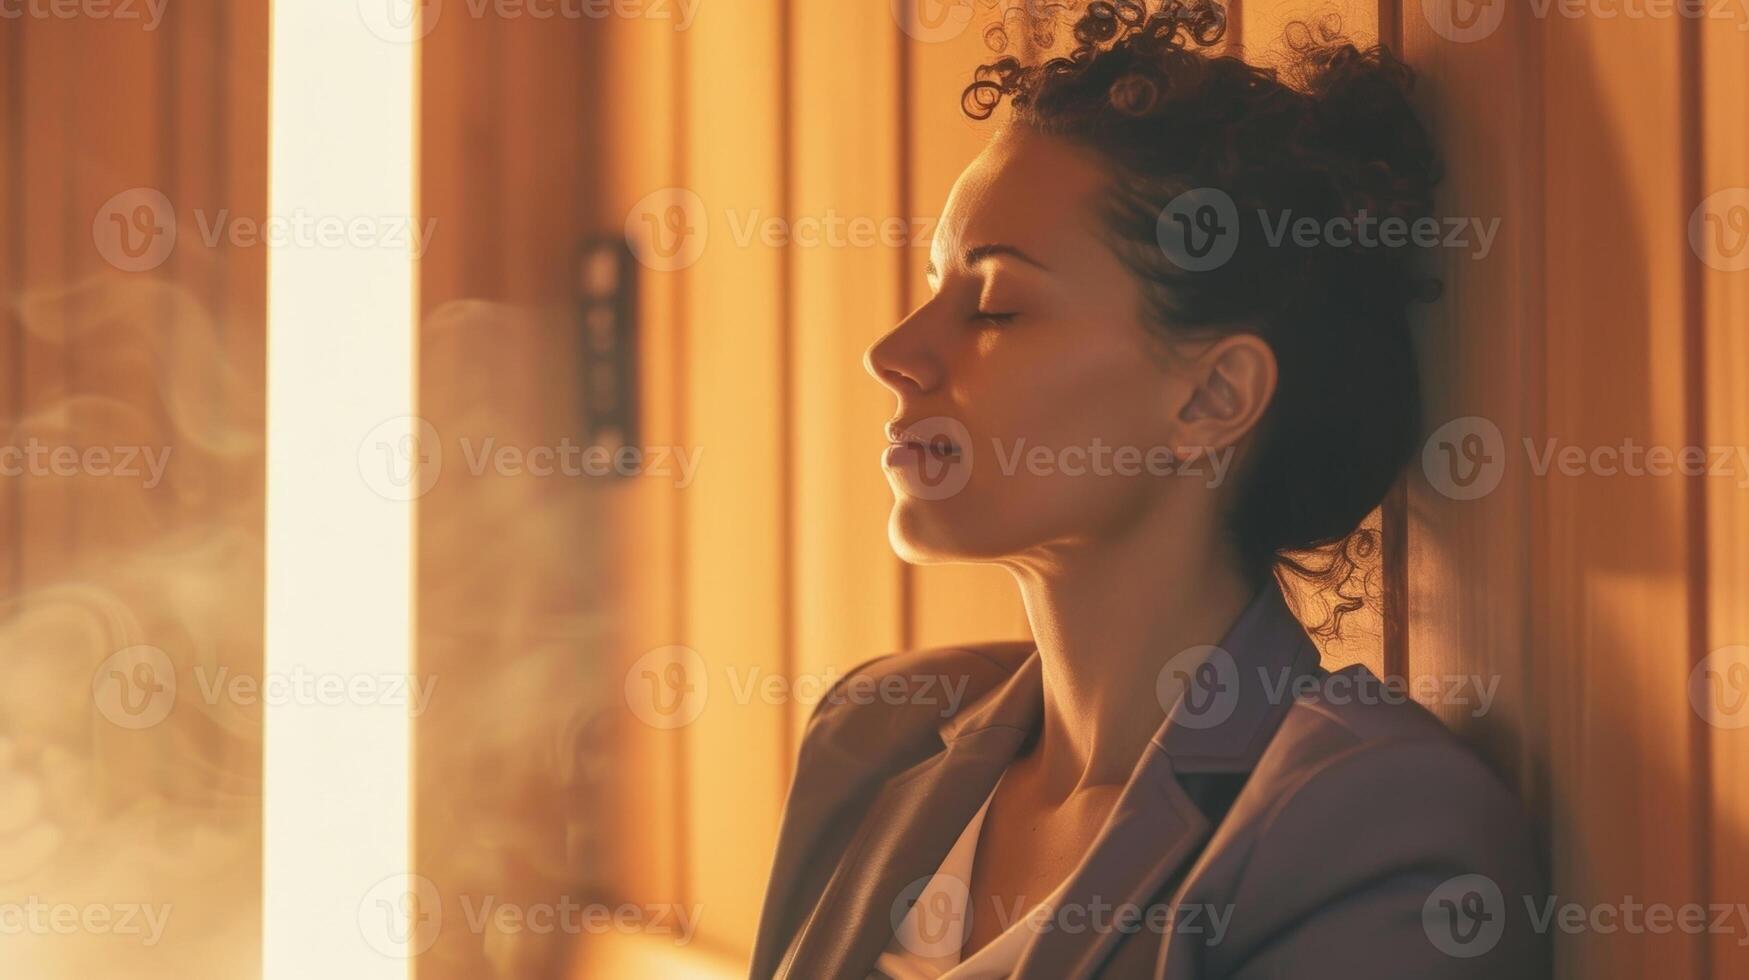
[{"x1": 884, "y1": 418, "x2": 962, "y2": 454}]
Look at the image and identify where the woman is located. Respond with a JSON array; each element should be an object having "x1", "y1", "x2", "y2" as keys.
[{"x1": 751, "y1": 2, "x2": 1546, "y2": 977}]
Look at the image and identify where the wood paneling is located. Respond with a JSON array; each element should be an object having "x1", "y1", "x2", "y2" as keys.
[
  {"x1": 788, "y1": 0, "x2": 908, "y2": 753},
  {"x1": 593, "y1": 0, "x2": 689, "y2": 922},
  {"x1": 414, "y1": 8, "x2": 617, "y2": 980},
  {"x1": 677, "y1": 0, "x2": 791, "y2": 951},
  {"x1": 1401, "y1": 0, "x2": 1543, "y2": 791},
  {"x1": 0, "y1": 4, "x2": 268, "y2": 979},
  {"x1": 560, "y1": 0, "x2": 1749, "y2": 976},
  {"x1": 1700, "y1": 13, "x2": 1749, "y2": 980},
  {"x1": 1541, "y1": 8, "x2": 1702, "y2": 977}
]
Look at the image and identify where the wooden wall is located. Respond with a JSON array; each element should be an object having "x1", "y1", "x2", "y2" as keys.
[
  {"x1": 0, "y1": 1, "x2": 1743, "y2": 978},
  {"x1": 0, "y1": 2, "x2": 268, "y2": 978},
  {"x1": 414, "y1": 9, "x2": 615, "y2": 980},
  {"x1": 576, "y1": 0, "x2": 1749, "y2": 978}
]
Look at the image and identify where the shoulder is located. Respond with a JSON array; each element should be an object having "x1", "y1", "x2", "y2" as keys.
[
  {"x1": 1203, "y1": 665, "x2": 1548, "y2": 976},
  {"x1": 792, "y1": 639, "x2": 1034, "y2": 774},
  {"x1": 804, "y1": 639, "x2": 1033, "y2": 732},
  {"x1": 1247, "y1": 664, "x2": 1537, "y2": 865}
]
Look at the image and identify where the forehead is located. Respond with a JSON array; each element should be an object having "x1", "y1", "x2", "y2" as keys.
[{"x1": 933, "y1": 127, "x2": 1111, "y2": 266}]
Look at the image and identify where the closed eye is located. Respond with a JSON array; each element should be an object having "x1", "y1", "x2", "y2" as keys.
[{"x1": 975, "y1": 310, "x2": 1018, "y2": 325}]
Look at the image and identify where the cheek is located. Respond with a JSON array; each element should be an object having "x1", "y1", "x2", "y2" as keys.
[
  {"x1": 947, "y1": 327, "x2": 1168, "y2": 535},
  {"x1": 963, "y1": 326, "x2": 1162, "y2": 460}
]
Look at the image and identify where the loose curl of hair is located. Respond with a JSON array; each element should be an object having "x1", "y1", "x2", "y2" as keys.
[{"x1": 962, "y1": 1, "x2": 1441, "y2": 639}]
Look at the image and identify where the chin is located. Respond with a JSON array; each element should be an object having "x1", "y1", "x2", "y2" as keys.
[{"x1": 885, "y1": 496, "x2": 1020, "y2": 565}]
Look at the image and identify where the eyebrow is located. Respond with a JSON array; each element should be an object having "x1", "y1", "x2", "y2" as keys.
[{"x1": 924, "y1": 243, "x2": 1050, "y2": 280}]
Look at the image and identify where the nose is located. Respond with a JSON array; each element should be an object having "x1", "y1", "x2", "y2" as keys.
[{"x1": 863, "y1": 309, "x2": 939, "y2": 395}]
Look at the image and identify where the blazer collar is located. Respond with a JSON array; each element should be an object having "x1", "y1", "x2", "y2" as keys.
[
  {"x1": 936, "y1": 579, "x2": 1321, "y2": 774},
  {"x1": 1011, "y1": 582, "x2": 1322, "y2": 977},
  {"x1": 775, "y1": 580, "x2": 1321, "y2": 980}
]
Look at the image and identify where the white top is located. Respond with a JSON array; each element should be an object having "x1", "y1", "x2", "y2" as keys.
[{"x1": 869, "y1": 776, "x2": 1069, "y2": 980}]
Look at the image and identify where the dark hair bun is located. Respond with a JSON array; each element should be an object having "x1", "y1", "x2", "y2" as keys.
[{"x1": 963, "y1": 1, "x2": 1441, "y2": 624}]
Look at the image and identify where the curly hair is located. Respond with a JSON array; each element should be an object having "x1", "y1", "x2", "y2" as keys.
[{"x1": 960, "y1": 0, "x2": 1441, "y2": 638}]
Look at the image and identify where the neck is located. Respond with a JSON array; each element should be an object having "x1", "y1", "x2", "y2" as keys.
[{"x1": 1003, "y1": 502, "x2": 1258, "y2": 800}]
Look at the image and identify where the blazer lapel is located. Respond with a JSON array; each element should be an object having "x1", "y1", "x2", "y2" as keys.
[
  {"x1": 1011, "y1": 749, "x2": 1211, "y2": 979},
  {"x1": 777, "y1": 655, "x2": 1045, "y2": 980},
  {"x1": 1013, "y1": 583, "x2": 1322, "y2": 979},
  {"x1": 774, "y1": 583, "x2": 1320, "y2": 980}
]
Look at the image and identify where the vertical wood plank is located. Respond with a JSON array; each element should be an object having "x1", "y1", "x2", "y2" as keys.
[
  {"x1": 590, "y1": 0, "x2": 689, "y2": 922},
  {"x1": 1540, "y1": 7, "x2": 1700, "y2": 977},
  {"x1": 0, "y1": 13, "x2": 20, "y2": 596},
  {"x1": 788, "y1": 0, "x2": 907, "y2": 754},
  {"x1": 65, "y1": 10, "x2": 165, "y2": 559},
  {"x1": 680, "y1": 0, "x2": 790, "y2": 950},
  {"x1": 3, "y1": 5, "x2": 268, "y2": 979},
  {"x1": 1400, "y1": 0, "x2": 1543, "y2": 785},
  {"x1": 1699, "y1": 11, "x2": 1749, "y2": 979},
  {"x1": 17, "y1": 15, "x2": 75, "y2": 587},
  {"x1": 414, "y1": 9, "x2": 617, "y2": 979}
]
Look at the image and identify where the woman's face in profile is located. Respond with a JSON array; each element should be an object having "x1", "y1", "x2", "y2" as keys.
[{"x1": 865, "y1": 126, "x2": 1207, "y2": 565}]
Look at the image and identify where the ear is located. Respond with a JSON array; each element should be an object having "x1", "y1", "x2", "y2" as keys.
[{"x1": 1171, "y1": 333, "x2": 1277, "y2": 457}]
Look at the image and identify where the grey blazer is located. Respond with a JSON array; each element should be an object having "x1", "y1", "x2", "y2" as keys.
[{"x1": 750, "y1": 584, "x2": 1549, "y2": 979}]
